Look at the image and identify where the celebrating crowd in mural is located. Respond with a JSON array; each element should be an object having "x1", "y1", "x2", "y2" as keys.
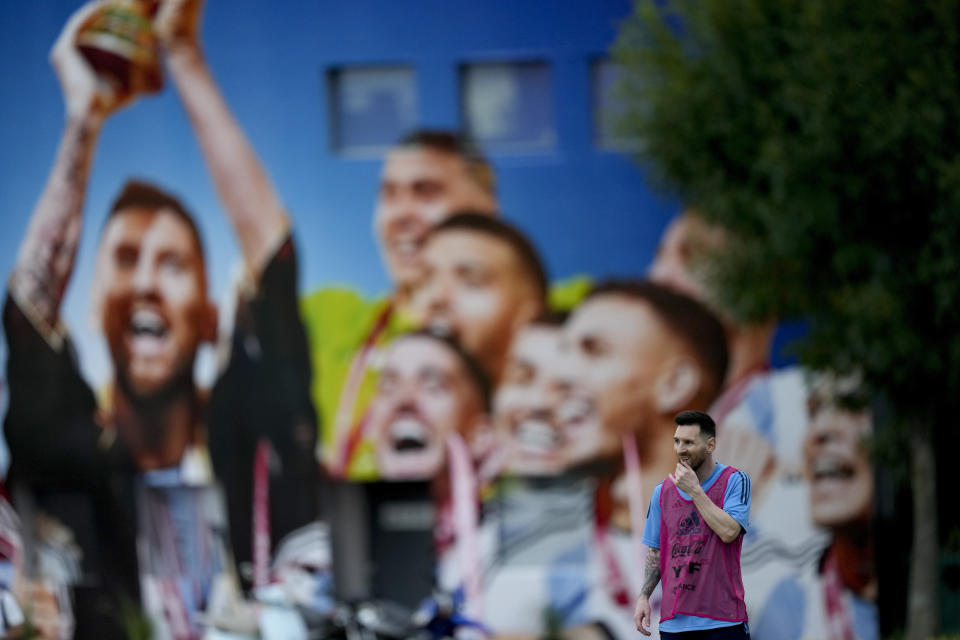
[{"x1": 0, "y1": 2, "x2": 879, "y2": 639}]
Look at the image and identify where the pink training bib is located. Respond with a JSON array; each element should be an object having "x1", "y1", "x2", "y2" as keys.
[{"x1": 659, "y1": 466, "x2": 748, "y2": 624}]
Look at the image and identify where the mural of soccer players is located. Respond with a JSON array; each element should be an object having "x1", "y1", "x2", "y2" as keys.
[
  {"x1": 561, "y1": 281, "x2": 729, "y2": 509},
  {"x1": 478, "y1": 308, "x2": 616, "y2": 637},
  {"x1": 754, "y1": 375, "x2": 877, "y2": 640},
  {"x1": 649, "y1": 210, "x2": 807, "y2": 500},
  {"x1": 411, "y1": 212, "x2": 549, "y2": 387},
  {"x1": 367, "y1": 330, "x2": 493, "y2": 620},
  {"x1": 480, "y1": 281, "x2": 729, "y2": 638},
  {"x1": 366, "y1": 210, "x2": 563, "y2": 627},
  {"x1": 649, "y1": 210, "x2": 826, "y2": 619},
  {"x1": 649, "y1": 212, "x2": 776, "y2": 412},
  {"x1": 406, "y1": 216, "x2": 552, "y2": 621},
  {"x1": 302, "y1": 131, "x2": 499, "y2": 479},
  {"x1": 2, "y1": 1, "x2": 320, "y2": 635},
  {"x1": 569, "y1": 281, "x2": 729, "y2": 639}
]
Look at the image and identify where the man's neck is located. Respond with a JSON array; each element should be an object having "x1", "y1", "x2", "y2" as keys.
[
  {"x1": 725, "y1": 322, "x2": 775, "y2": 388},
  {"x1": 111, "y1": 384, "x2": 201, "y2": 471}
]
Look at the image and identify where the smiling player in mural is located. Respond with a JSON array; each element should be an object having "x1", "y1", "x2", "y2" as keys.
[
  {"x1": 754, "y1": 376, "x2": 878, "y2": 640},
  {"x1": 492, "y1": 313, "x2": 569, "y2": 476},
  {"x1": 366, "y1": 329, "x2": 496, "y2": 625},
  {"x1": 411, "y1": 212, "x2": 549, "y2": 388},
  {"x1": 3, "y1": 0, "x2": 320, "y2": 635},
  {"x1": 476, "y1": 281, "x2": 729, "y2": 638},
  {"x1": 560, "y1": 282, "x2": 729, "y2": 513},
  {"x1": 369, "y1": 331, "x2": 492, "y2": 482}
]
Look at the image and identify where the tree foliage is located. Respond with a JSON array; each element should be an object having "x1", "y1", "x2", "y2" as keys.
[{"x1": 614, "y1": 0, "x2": 960, "y2": 414}]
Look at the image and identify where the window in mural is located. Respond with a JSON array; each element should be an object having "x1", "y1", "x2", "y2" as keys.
[
  {"x1": 327, "y1": 65, "x2": 417, "y2": 154},
  {"x1": 460, "y1": 61, "x2": 556, "y2": 153}
]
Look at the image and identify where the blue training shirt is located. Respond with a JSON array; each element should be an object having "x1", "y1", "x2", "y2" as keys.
[{"x1": 641, "y1": 462, "x2": 751, "y2": 633}]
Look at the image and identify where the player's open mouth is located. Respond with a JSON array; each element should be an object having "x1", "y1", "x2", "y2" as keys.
[
  {"x1": 390, "y1": 235, "x2": 423, "y2": 262},
  {"x1": 426, "y1": 316, "x2": 458, "y2": 341},
  {"x1": 131, "y1": 309, "x2": 167, "y2": 335},
  {"x1": 810, "y1": 457, "x2": 855, "y2": 482},
  {"x1": 514, "y1": 418, "x2": 560, "y2": 454},
  {"x1": 126, "y1": 308, "x2": 170, "y2": 357},
  {"x1": 388, "y1": 416, "x2": 431, "y2": 452}
]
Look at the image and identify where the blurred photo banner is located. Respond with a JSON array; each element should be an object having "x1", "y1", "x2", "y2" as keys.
[{"x1": 0, "y1": 2, "x2": 876, "y2": 638}]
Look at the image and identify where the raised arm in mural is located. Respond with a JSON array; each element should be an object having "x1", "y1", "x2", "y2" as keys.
[
  {"x1": 10, "y1": 1, "x2": 133, "y2": 331},
  {"x1": 155, "y1": 0, "x2": 320, "y2": 598},
  {"x1": 155, "y1": 0, "x2": 288, "y2": 279}
]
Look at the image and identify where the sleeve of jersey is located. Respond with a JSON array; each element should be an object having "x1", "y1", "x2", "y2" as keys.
[
  {"x1": 2, "y1": 294, "x2": 116, "y2": 485},
  {"x1": 640, "y1": 483, "x2": 664, "y2": 549},
  {"x1": 722, "y1": 470, "x2": 751, "y2": 534},
  {"x1": 248, "y1": 236, "x2": 313, "y2": 392},
  {"x1": 214, "y1": 235, "x2": 317, "y2": 457}
]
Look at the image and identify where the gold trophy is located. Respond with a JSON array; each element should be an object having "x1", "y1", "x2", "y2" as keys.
[{"x1": 75, "y1": 0, "x2": 163, "y2": 95}]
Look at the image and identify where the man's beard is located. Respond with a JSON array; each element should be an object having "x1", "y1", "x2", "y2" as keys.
[
  {"x1": 682, "y1": 452, "x2": 706, "y2": 472},
  {"x1": 690, "y1": 453, "x2": 709, "y2": 472}
]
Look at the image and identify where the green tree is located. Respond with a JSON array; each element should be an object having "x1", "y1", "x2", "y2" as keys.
[{"x1": 614, "y1": 1, "x2": 960, "y2": 638}]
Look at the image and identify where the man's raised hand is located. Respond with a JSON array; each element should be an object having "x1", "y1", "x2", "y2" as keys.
[
  {"x1": 51, "y1": 1, "x2": 136, "y2": 122},
  {"x1": 670, "y1": 461, "x2": 700, "y2": 494}
]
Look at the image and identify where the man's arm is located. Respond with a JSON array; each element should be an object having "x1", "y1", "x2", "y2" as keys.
[
  {"x1": 671, "y1": 463, "x2": 743, "y2": 543},
  {"x1": 10, "y1": 1, "x2": 130, "y2": 335},
  {"x1": 156, "y1": 0, "x2": 288, "y2": 281},
  {"x1": 12, "y1": 116, "x2": 97, "y2": 335},
  {"x1": 633, "y1": 546, "x2": 660, "y2": 636}
]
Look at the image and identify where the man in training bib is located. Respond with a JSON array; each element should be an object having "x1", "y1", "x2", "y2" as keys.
[{"x1": 634, "y1": 410, "x2": 752, "y2": 639}]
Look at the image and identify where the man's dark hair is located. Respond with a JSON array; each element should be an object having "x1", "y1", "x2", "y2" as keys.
[
  {"x1": 106, "y1": 179, "x2": 206, "y2": 263},
  {"x1": 675, "y1": 410, "x2": 717, "y2": 440},
  {"x1": 400, "y1": 329, "x2": 493, "y2": 412},
  {"x1": 396, "y1": 129, "x2": 495, "y2": 196},
  {"x1": 586, "y1": 280, "x2": 729, "y2": 405},
  {"x1": 428, "y1": 212, "x2": 549, "y2": 304}
]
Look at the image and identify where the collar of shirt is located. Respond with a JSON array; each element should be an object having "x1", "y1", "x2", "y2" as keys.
[{"x1": 141, "y1": 444, "x2": 215, "y2": 488}]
